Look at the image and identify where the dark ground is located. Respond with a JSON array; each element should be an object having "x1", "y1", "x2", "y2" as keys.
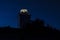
[{"x1": 0, "y1": 19, "x2": 60, "y2": 40}]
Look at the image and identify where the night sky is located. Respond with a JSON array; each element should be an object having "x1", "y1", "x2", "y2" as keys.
[{"x1": 0, "y1": 0, "x2": 60, "y2": 29}]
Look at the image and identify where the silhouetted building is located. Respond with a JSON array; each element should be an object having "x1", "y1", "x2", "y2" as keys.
[{"x1": 18, "y1": 9, "x2": 31, "y2": 29}]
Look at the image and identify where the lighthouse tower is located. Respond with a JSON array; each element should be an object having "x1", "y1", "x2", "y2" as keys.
[{"x1": 19, "y1": 9, "x2": 31, "y2": 29}]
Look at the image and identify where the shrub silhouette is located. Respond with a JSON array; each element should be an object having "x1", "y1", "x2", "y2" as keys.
[{"x1": 24, "y1": 19, "x2": 60, "y2": 40}]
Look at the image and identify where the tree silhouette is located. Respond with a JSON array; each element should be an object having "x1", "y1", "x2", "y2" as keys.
[{"x1": 24, "y1": 18, "x2": 60, "y2": 40}]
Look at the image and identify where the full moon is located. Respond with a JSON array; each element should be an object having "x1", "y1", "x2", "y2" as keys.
[{"x1": 20, "y1": 9, "x2": 28, "y2": 13}]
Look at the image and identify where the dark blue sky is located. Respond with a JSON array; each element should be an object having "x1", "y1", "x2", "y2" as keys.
[{"x1": 0, "y1": 0, "x2": 60, "y2": 29}]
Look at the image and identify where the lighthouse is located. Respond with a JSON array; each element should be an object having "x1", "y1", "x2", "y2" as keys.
[{"x1": 18, "y1": 9, "x2": 31, "y2": 29}]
